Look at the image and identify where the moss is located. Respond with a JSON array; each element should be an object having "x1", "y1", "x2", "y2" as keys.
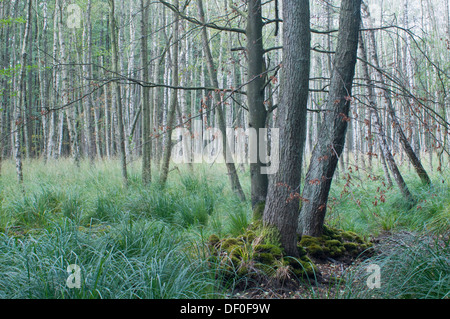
[
  {"x1": 299, "y1": 235, "x2": 322, "y2": 247},
  {"x1": 222, "y1": 238, "x2": 239, "y2": 250},
  {"x1": 323, "y1": 225, "x2": 342, "y2": 240},
  {"x1": 255, "y1": 244, "x2": 282, "y2": 258},
  {"x1": 244, "y1": 230, "x2": 257, "y2": 242},
  {"x1": 230, "y1": 256, "x2": 241, "y2": 268},
  {"x1": 324, "y1": 239, "x2": 342, "y2": 247},
  {"x1": 252, "y1": 201, "x2": 265, "y2": 221},
  {"x1": 261, "y1": 225, "x2": 282, "y2": 248},
  {"x1": 297, "y1": 245, "x2": 307, "y2": 257},
  {"x1": 343, "y1": 242, "x2": 359, "y2": 252},
  {"x1": 341, "y1": 231, "x2": 364, "y2": 244},
  {"x1": 208, "y1": 234, "x2": 220, "y2": 247},
  {"x1": 255, "y1": 252, "x2": 276, "y2": 265},
  {"x1": 329, "y1": 245, "x2": 345, "y2": 258},
  {"x1": 299, "y1": 225, "x2": 372, "y2": 261},
  {"x1": 237, "y1": 264, "x2": 249, "y2": 277},
  {"x1": 286, "y1": 256, "x2": 319, "y2": 278},
  {"x1": 227, "y1": 245, "x2": 243, "y2": 258},
  {"x1": 306, "y1": 244, "x2": 325, "y2": 258},
  {"x1": 208, "y1": 223, "x2": 326, "y2": 283}
]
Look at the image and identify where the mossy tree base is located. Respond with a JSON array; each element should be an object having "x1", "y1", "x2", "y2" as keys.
[
  {"x1": 208, "y1": 223, "x2": 374, "y2": 288},
  {"x1": 207, "y1": 222, "x2": 318, "y2": 287}
]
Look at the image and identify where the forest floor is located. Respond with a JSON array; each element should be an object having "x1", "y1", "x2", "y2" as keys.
[
  {"x1": 0, "y1": 159, "x2": 449, "y2": 299},
  {"x1": 231, "y1": 230, "x2": 450, "y2": 299}
]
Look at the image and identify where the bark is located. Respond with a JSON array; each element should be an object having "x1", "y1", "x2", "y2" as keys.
[
  {"x1": 37, "y1": 0, "x2": 49, "y2": 161},
  {"x1": 141, "y1": 0, "x2": 152, "y2": 185},
  {"x1": 58, "y1": 0, "x2": 78, "y2": 165},
  {"x1": 299, "y1": 0, "x2": 361, "y2": 237},
  {"x1": 109, "y1": 0, "x2": 128, "y2": 186},
  {"x1": 48, "y1": 0, "x2": 60, "y2": 160},
  {"x1": 160, "y1": 0, "x2": 180, "y2": 186},
  {"x1": 263, "y1": 0, "x2": 311, "y2": 257},
  {"x1": 83, "y1": 0, "x2": 96, "y2": 163},
  {"x1": 14, "y1": 0, "x2": 33, "y2": 184},
  {"x1": 247, "y1": 0, "x2": 268, "y2": 209},
  {"x1": 24, "y1": 10, "x2": 34, "y2": 159}
]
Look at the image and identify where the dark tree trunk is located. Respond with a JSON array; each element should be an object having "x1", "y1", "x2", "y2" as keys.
[
  {"x1": 160, "y1": 0, "x2": 179, "y2": 187},
  {"x1": 247, "y1": 0, "x2": 268, "y2": 209},
  {"x1": 298, "y1": 0, "x2": 362, "y2": 237},
  {"x1": 263, "y1": 0, "x2": 311, "y2": 257},
  {"x1": 141, "y1": 0, "x2": 152, "y2": 185}
]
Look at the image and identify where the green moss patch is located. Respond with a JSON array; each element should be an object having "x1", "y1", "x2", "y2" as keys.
[
  {"x1": 299, "y1": 225, "x2": 374, "y2": 261},
  {"x1": 207, "y1": 224, "x2": 319, "y2": 284}
]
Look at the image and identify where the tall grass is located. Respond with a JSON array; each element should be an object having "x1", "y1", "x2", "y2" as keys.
[
  {"x1": 0, "y1": 159, "x2": 250, "y2": 299},
  {"x1": 337, "y1": 232, "x2": 450, "y2": 299},
  {"x1": 326, "y1": 163, "x2": 450, "y2": 237},
  {"x1": 0, "y1": 218, "x2": 221, "y2": 299}
]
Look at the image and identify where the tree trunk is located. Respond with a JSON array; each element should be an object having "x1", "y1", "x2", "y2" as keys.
[
  {"x1": 160, "y1": 0, "x2": 180, "y2": 186},
  {"x1": 83, "y1": 0, "x2": 96, "y2": 163},
  {"x1": 299, "y1": 0, "x2": 361, "y2": 237},
  {"x1": 14, "y1": 0, "x2": 33, "y2": 184},
  {"x1": 247, "y1": 0, "x2": 268, "y2": 209},
  {"x1": 58, "y1": 0, "x2": 78, "y2": 164},
  {"x1": 141, "y1": 0, "x2": 152, "y2": 185},
  {"x1": 109, "y1": 0, "x2": 128, "y2": 186},
  {"x1": 47, "y1": 0, "x2": 60, "y2": 160},
  {"x1": 196, "y1": 0, "x2": 246, "y2": 202},
  {"x1": 263, "y1": 0, "x2": 311, "y2": 257}
]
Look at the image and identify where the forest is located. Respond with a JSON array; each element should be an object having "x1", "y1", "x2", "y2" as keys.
[{"x1": 0, "y1": 0, "x2": 449, "y2": 301}]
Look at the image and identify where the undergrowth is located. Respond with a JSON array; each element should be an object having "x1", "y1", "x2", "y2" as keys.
[{"x1": 0, "y1": 158, "x2": 448, "y2": 299}]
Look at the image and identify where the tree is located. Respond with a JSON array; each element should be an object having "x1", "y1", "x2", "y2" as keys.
[
  {"x1": 14, "y1": 0, "x2": 33, "y2": 184},
  {"x1": 160, "y1": 0, "x2": 180, "y2": 187},
  {"x1": 298, "y1": 0, "x2": 362, "y2": 238},
  {"x1": 247, "y1": 0, "x2": 268, "y2": 209},
  {"x1": 108, "y1": 0, "x2": 128, "y2": 186},
  {"x1": 196, "y1": 0, "x2": 246, "y2": 202},
  {"x1": 263, "y1": 0, "x2": 311, "y2": 257},
  {"x1": 83, "y1": 0, "x2": 96, "y2": 163},
  {"x1": 141, "y1": 0, "x2": 152, "y2": 185}
]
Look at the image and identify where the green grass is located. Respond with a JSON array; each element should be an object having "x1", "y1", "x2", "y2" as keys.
[
  {"x1": 0, "y1": 159, "x2": 251, "y2": 299},
  {"x1": 325, "y1": 162, "x2": 450, "y2": 238},
  {"x1": 336, "y1": 232, "x2": 450, "y2": 299},
  {"x1": 0, "y1": 218, "x2": 220, "y2": 298},
  {"x1": 0, "y1": 157, "x2": 449, "y2": 299}
]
